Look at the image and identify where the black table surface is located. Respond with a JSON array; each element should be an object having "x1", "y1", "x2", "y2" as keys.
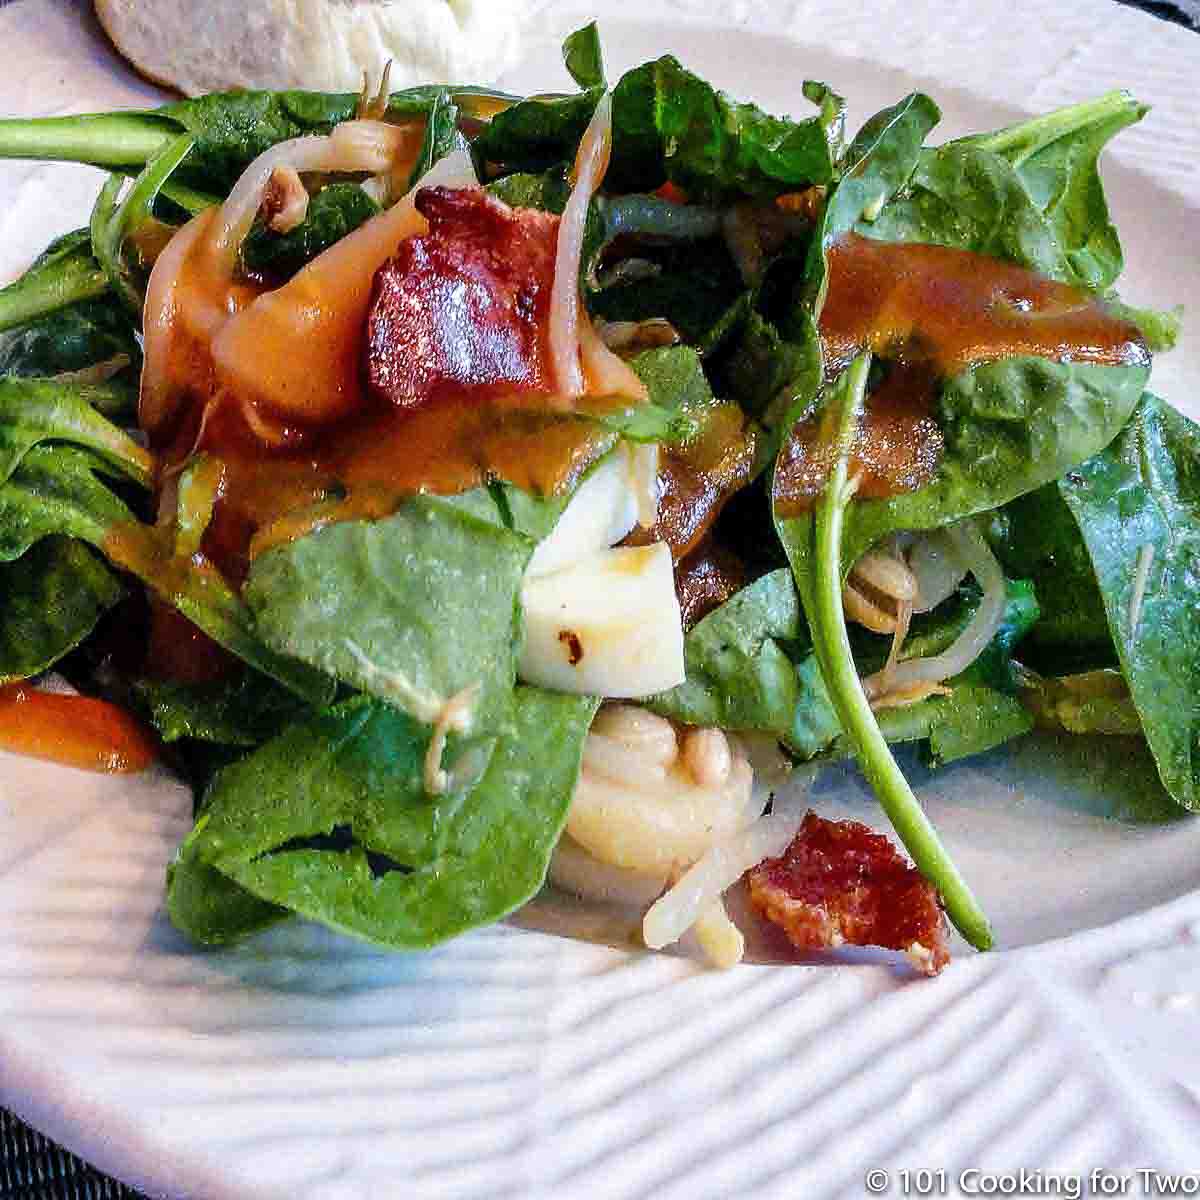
[{"x1": 1, "y1": 0, "x2": 1197, "y2": 1196}]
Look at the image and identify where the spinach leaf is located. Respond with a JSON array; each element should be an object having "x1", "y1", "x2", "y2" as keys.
[
  {"x1": 608, "y1": 56, "x2": 839, "y2": 201},
  {"x1": 245, "y1": 497, "x2": 533, "y2": 731},
  {"x1": 863, "y1": 142, "x2": 1074, "y2": 280},
  {"x1": 0, "y1": 230, "x2": 108, "y2": 334},
  {"x1": 134, "y1": 667, "x2": 313, "y2": 746},
  {"x1": 90, "y1": 133, "x2": 194, "y2": 314},
  {"x1": 167, "y1": 855, "x2": 288, "y2": 946},
  {"x1": 169, "y1": 686, "x2": 597, "y2": 949},
  {"x1": 987, "y1": 482, "x2": 1114, "y2": 665},
  {"x1": 405, "y1": 90, "x2": 470, "y2": 192},
  {"x1": 821, "y1": 579, "x2": 1036, "y2": 765},
  {"x1": 240, "y1": 183, "x2": 380, "y2": 281},
  {"x1": 563, "y1": 22, "x2": 606, "y2": 89},
  {"x1": 869, "y1": 580, "x2": 1039, "y2": 766},
  {"x1": 490, "y1": 481, "x2": 569, "y2": 543},
  {"x1": 1059, "y1": 393, "x2": 1200, "y2": 810},
  {"x1": 475, "y1": 91, "x2": 601, "y2": 175},
  {"x1": 805, "y1": 93, "x2": 941, "y2": 311},
  {"x1": 956, "y1": 90, "x2": 1146, "y2": 291},
  {"x1": 0, "y1": 376, "x2": 153, "y2": 488},
  {"x1": 841, "y1": 356, "x2": 1149, "y2": 572},
  {"x1": 649, "y1": 569, "x2": 809, "y2": 738},
  {"x1": 474, "y1": 24, "x2": 605, "y2": 173},
  {"x1": 487, "y1": 171, "x2": 729, "y2": 329},
  {"x1": 485, "y1": 169, "x2": 571, "y2": 212},
  {"x1": 1110, "y1": 300, "x2": 1181, "y2": 355},
  {"x1": 163, "y1": 90, "x2": 365, "y2": 191},
  {"x1": 0, "y1": 535, "x2": 122, "y2": 684},
  {"x1": 0, "y1": 86, "x2": 511, "y2": 195},
  {"x1": 918, "y1": 683, "x2": 1033, "y2": 767},
  {"x1": 0, "y1": 444, "x2": 136, "y2": 559},
  {"x1": 719, "y1": 307, "x2": 823, "y2": 442},
  {"x1": 0, "y1": 444, "x2": 331, "y2": 705},
  {"x1": 0, "y1": 297, "x2": 141, "y2": 390},
  {"x1": 589, "y1": 402, "x2": 697, "y2": 445}
]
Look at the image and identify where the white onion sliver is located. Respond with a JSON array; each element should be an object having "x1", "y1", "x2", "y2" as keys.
[
  {"x1": 909, "y1": 529, "x2": 969, "y2": 614},
  {"x1": 411, "y1": 146, "x2": 479, "y2": 192},
  {"x1": 549, "y1": 92, "x2": 612, "y2": 398},
  {"x1": 213, "y1": 121, "x2": 431, "y2": 266},
  {"x1": 693, "y1": 897, "x2": 745, "y2": 969},
  {"x1": 642, "y1": 782, "x2": 814, "y2": 951},
  {"x1": 864, "y1": 520, "x2": 1007, "y2": 699}
]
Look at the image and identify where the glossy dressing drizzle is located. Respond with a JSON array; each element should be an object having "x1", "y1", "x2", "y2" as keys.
[{"x1": 774, "y1": 233, "x2": 1148, "y2": 514}]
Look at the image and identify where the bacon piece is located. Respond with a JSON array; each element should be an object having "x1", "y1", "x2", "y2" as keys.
[
  {"x1": 366, "y1": 186, "x2": 560, "y2": 409},
  {"x1": 747, "y1": 811, "x2": 950, "y2": 975}
]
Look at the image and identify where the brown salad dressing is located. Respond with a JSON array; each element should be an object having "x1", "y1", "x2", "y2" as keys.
[{"x1": 773, "y1": 232, "x2": 1149, "y2": 515}]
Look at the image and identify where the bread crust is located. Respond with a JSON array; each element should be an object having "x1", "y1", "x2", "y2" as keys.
[{"x1": 93, "y1": 0, "x2": 522, "y2": 97}]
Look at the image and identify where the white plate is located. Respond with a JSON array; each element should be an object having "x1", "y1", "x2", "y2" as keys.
[{"x1": 2, "y1": 2, "x2": 1200, "y2": 1196}]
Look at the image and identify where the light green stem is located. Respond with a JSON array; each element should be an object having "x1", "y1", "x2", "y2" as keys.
[
  {"x1": 811, "y1": 352, "x2": 994, "y2": 951},
  {"x1": 0, "y1": 111, "x2": 177, "y2": 168},
  {"x1": 92, "y1": 133, "x2": 195, "y2": 314}
]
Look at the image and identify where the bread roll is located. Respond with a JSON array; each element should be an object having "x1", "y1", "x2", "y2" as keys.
[{"x1": 94, "y1": 0, "x2": 523, "y2": 96}]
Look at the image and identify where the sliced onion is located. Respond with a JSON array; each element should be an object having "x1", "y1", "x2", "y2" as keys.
[
  {"x1": 909, "y1": 529, "x2": 969, "y2": 614},
  {"x1": 212, "y1": 121, "x2": 416, "y2": 269},
  {"x1": 577, "y1": 308, "x2": 648, "y2": 401},
  {"x1": 642, "y1": 781, "x2": 814, "y2": 952},
  {"x1": 863, "y1": 520, "x2": 1006, "y2": 701},
  {"x1": 692, "y1": 896, "x2": 745, "y2": 969},
  {"x1": 550, "y1": 92, "x2": 612, "y2": 398},
  {"x1": 410, "y1": 146, "x2": 479, "y2": 192}
]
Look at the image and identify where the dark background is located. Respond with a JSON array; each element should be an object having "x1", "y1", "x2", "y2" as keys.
[{"x1": 0, "y1": 0, "x2": 1196, "y2": 1197}]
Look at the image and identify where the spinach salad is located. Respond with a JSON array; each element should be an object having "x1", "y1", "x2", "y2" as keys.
[{"x1": 0, "y1": 25, "x2": 1188, "y2": 972}]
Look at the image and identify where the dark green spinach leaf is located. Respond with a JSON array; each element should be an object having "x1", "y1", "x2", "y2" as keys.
[
  {"x1": 0, "y1": 230, "x2": 108, "y2": 334},
  {"x1": 987, "y1": 482, "x2": 1114, "y2": 665},
  {"x1": 0, "y1": 535, "x2": 122, "y2": 684},
  {"x1": 0, "y1": 297, "x2": 141, "y2": 392},
  {"x1": 241, "y1": 183, "x2": 380, "y2": 281},
  {"x1": 1060, "y1": 393, "x2": 1200, "y2": 810},
  {"x1": 0, "y1": 376, "x2": 153, "y2": 488},
  {"x1": 245, "y1": 497, "x2": 533, "y2": 731},
  {"x1": 842, "y1": 356, "x2": 1149, "y2": 572},
  {"x1": 956, "y1": 90, "x2": 1146, "y2": 291},
  {"x1": 609, "y1": 55, "x2": 839, "y2": 201},
  {"x1": 135, "y1": 668, "x2": 314, "y2": 746},
  {"x1": 169, "y1": 686, "x2": 597, "y2": 949}
]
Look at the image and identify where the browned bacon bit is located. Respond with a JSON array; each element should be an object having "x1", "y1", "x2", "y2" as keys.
[
  {"x1": 366, "y1": 186, "x2": 560, "y2": 409},
  {"x1": 747, "y1": 811, "x2": 950, "y2": 975}
]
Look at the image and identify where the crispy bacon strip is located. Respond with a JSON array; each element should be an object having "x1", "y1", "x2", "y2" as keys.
[
  {"x1": 747, "y1": 811, "x2": 950, "y2": 975},
  {"x1": 366, "y1": 186, "x2": 561, "y2": 408}
]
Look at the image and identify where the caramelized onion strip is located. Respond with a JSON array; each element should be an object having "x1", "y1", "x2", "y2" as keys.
[
  {"x1": 863, "y1": 521, "x2": 1006, "y2": 701},
  {"x1": 550, "y1": 92, "x2": 612, "y2": 398},
  {"x1": 212, "y1": 121, "x2": 415, "y2": 270},
  {"x1": 642, "y1": 777, "x2": 815, "y2": 953}
]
